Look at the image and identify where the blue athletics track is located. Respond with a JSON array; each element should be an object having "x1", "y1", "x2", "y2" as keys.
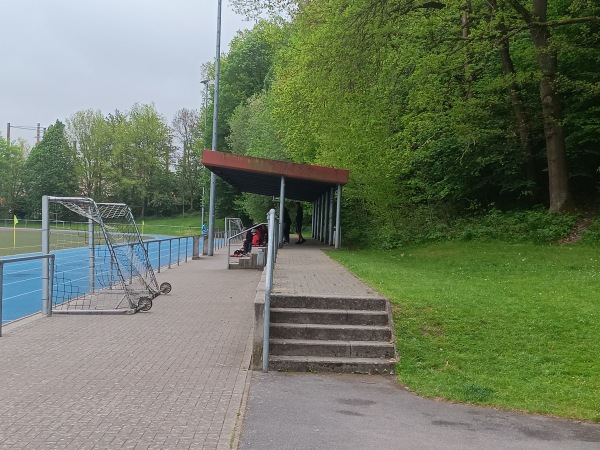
[{"x1": 0, "y1": 236, "x2": 207, "y2": 325}]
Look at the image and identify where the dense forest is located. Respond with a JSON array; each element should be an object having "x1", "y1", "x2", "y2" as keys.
[{"x1": 2, "y1": 0, "x2": 599, "y2": 245}]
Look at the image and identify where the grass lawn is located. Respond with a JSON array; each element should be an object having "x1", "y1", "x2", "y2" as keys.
[
  {"x1": 0, "y1": 228, "x2": 46, "y2": 257},
  {"x1": 0, "y1": 215, "x2": 212, "y2": 257},
  {"x1": 327, "y1": 241, "x2": 600, "y2": 422}
]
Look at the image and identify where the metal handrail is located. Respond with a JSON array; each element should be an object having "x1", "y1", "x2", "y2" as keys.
[
  {"x1": 225, "y1": 217, "x2": 244, "y2": 241},
  {"x1": 226, "y1": 223, "x2": 267, "y2": 269},
  {"x1": 263, "y1": 209, "x2": 278, "y2": 372}
]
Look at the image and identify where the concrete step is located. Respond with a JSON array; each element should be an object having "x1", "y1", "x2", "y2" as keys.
[
  {"x1": 271, "y1": 295, "x2": 387, "y2": 311},
  {"x1": 270, "y1": 323, "x2": 392, "y2": 341},
  {"x1": 270, "y1": 308, "x2": 389, "y2": 326},
  {"x1": 270, "y1": 339, "x2": 395, "y2": 359},
  {"x1": 269, "y1": 355, "x2": 396, "y2": 374},
  {"x1": 229, "y1": 254, "x2": 262, "y2": 270}
]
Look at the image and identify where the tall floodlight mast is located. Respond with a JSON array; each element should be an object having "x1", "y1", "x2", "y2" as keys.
[
  {"x1": 200, "y1": 79, "x2": 213, "y2": 233},
  {"x1": 207, "y1": 0, "x2": 222, "y2": 256}
]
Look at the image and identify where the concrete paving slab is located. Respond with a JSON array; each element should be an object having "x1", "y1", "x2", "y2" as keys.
[
  {"x1": 0, "y1": 250, "x2": 260, "y2": 450},
  {"x1": 272, "y1": 240, "x2": 383, "y2": 298}
]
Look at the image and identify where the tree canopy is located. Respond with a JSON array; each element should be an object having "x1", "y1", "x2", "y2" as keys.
[
  {"x1": 2, "y1": 1, "x2": 599, "y2": 240},
  {"x1": 207, "y1": 0, "x2": 600, "y2": 239}
]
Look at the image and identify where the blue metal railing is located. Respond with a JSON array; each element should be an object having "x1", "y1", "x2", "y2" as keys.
[
  {"x1": 0, "y1": 235, "x2": 205, "y2": 330},
  {"x1": 0, "y1": 253, "x2": 55, "y2": 336}
]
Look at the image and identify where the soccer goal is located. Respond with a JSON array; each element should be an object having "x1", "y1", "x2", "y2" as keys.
[{"x1": 42, "y1": 196, "x2": 171, "y2": 314}]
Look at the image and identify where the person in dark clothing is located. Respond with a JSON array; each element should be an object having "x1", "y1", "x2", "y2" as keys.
[
  {"x1": 283, "y1": 207, "x2": 291, "y2": 243},
  {"x1": 261, "y1": 224, "x2": 268, "y2": 246},
  {"x1": 295, "y1": 201, "x2": 306, "y2": 244},
  {"x1": 243, "y1": 227, "x2": 252, "y2": 255}
]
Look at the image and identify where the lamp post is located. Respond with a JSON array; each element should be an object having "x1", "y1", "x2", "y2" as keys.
[
  {"x1": 199, "y1": 79, "x2": 213, "y2": 234},
  {"x1": 207, "y1": 0, "x2": 222, "y2": 257},
  {"x1": 201, "y1": 185, "x2": 205, "y2": 231}
]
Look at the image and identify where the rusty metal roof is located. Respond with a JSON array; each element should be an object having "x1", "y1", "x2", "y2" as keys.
[{"x1": 201, "y1": 151, "x2": 349, "y2": 202}]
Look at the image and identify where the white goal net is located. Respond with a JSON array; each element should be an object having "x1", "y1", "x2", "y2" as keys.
[{"x1": 44, "y1": 196, "x2": 171, "y2": 314}]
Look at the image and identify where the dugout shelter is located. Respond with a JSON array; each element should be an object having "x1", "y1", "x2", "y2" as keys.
[{"x1": 201, "y1": 150, "x2": 349, "y2": 249}]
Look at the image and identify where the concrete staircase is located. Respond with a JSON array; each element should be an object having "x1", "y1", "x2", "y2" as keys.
[
  {"x1": 268, "y1": 295, "x2": 397, "y2": 374},
  {"x1": 229, "y1": 248, "x2": 266, "y2": 270}
]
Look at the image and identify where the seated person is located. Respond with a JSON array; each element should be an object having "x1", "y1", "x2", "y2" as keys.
[
  {"x1": 261, "y1": 224, "x2": 268, "y2": 246},
  {"x1": 243, "y1": 227, "x2": 252, "y2": 254},
  {"x1": 252, "y1": 226, "x2": 263, "y2": 247}
]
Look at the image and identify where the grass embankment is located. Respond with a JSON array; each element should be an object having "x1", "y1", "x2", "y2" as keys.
[
  {"x1": 138, "y1": 215, "x2": 205, "y2": 237},
  {"x1": 328, "y1": 242, "x2": 600, "y2": 422}
]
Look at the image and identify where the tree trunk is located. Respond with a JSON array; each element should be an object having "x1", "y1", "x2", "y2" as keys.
[
  {"x1": 530, "y1": 0, "x2": 572, "y2": 212},
  {"x1": 462, "y1": 1, "x2": 474, "y2": 99},
  {"x1": 491, "y1": 0, "x2": 537, "y2": 188},
  {"x1": 506, "y1": 0, "x2": 573, "y2": 211}
]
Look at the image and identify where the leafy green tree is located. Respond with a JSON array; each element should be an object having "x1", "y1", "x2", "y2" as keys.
[
  {"x1": 108, "y1": 104, "x2": 174, "y2": 217},
  {"x1": 216, "y1": 21, "x2": 284, "y2": 152},
  {"x1": 0, "y1": 136, "x2": 26, "y2": 216},
  {"x1": 269, "y1": 0, "x2": 599, "y2": 215},
  {"x1": 172, "y1": 108, "x2": 202, "y2": 214},
  {"x1": 202, "y1": 22, "x2": 285, "y2": 221},
  {"x1": 104, "y1": 109, "x2": 131, "y2": 204},
  {"x1": 231, "y1": 0, "x2": 298, "y2": 20},
  {"x1": 66, "y1": 109, "x2": 112, "y2": 201},
  {"x1": 227, "y1": 92, "x2": 289, "y2": 221},
  {"x1": 227, "y1": 92, "x2": 286, "y2": 160},
  {"x1": 23, "y1": 120, "x2": 78, "y2": 216}
]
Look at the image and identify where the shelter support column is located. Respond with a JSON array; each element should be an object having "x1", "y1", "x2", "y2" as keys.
[
  {"x1": 316, "y1": 195, "x2": 321, "y2": 241},
  {"x1": 315, "y1": 197, "x2": 320, "y2": 241},
  {"x1": 324, "y1": 191, "x2": 329, "y2": 243},
  {"x1": 335, "y1": 185, "x2": 342, "y2": 248},
  {"x1": 328, "y1": 187, "x2": 334, "y2": 246},
  {"x1": 312, "y1": 199, "x2": 319, "y2": 238},
  {"x1": 278, "y1": 176, "x2": 285, "y2": 247},
  {"x1": 323, "y1": 192, "x2": 328, "y2": 242}
]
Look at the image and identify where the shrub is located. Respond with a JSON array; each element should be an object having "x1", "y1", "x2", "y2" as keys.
[
  {"x1": 355, "y1": 206, "x2": 578, "y2": 248},
  {"x1": 579, "y1": 218, "x2": 600, "y2": 245}
]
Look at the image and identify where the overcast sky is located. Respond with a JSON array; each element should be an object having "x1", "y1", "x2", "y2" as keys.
[{"x1": 1, "y1": 0, "x2": 251, "y2": 147}]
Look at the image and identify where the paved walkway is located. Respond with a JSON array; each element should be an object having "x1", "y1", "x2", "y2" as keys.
[
  {"x1": 0, "y1": 249, "x2": 260, "y2": 450},
  {"x1": 270, "y1": 239, "x2": 383, "y2": 298}
]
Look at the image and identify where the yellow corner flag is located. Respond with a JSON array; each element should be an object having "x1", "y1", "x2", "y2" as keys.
[{"x1": 13, "y1": 215, "x2": 18, "y2": 248}]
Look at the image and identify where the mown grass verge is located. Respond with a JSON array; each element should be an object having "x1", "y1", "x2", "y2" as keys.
[
  {"x1": 0, "y1": 214, "x2": 214, "y2": 257},
  {"x1": 327, "y1": 241, "x2": 600, "y2": 422}
]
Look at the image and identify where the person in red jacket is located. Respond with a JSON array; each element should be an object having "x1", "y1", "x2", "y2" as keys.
[{"x1": 251, "y1": 226, "x2": 263, "y2": 247}]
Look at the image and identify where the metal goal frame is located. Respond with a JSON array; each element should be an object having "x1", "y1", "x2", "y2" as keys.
[{"x1": 42, "y1": 195, "x2": 171, "y2": 315}]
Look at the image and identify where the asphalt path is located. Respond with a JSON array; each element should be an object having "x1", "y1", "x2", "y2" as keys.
[{"x1": 240, "y1": 372, "x2": 600, "y2": 450}]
